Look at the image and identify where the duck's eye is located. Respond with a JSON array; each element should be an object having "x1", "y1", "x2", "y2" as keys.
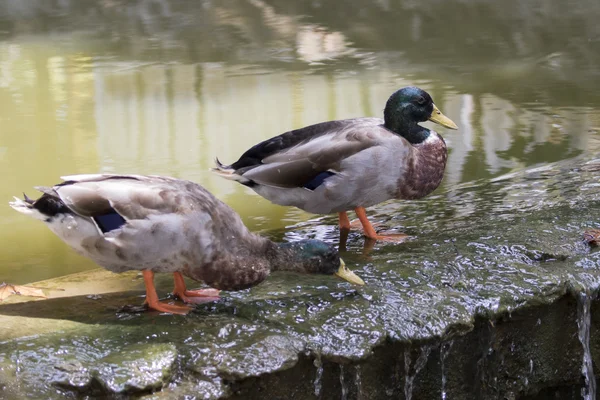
[{"x1": 415, "y1": 96, "x2": 426, "y2": 105}]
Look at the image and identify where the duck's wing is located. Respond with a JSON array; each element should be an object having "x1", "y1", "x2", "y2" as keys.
[
  {"x1": 51, "y1": 174, "x2": 189, "y2": 221},
  {"x1": 223, "y1": 118, "x2": 387, "y2": 188}
]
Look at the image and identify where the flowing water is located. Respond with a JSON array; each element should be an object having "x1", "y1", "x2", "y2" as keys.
[
  {"x1": 440, "y1": 340, "x2": 454, "y2": 400},
  {"x1": 404, "y1": 345, "x2": 432, "y2": 400},
  {"x1": 313, "y1": 353, "x2": 323, "y2": 398},
  {"x1": 339, "y1": 364, "x2": 348, "y2": 400},
  {"x1": 354, "y1": 365, "x2": 363, "y2": 400},
  {"x1": 577, "y1": 291, "x2": 597, "y2": 400}
]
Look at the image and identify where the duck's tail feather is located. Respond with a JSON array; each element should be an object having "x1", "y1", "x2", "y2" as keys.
[
  {"x1": 210, "y1": 158, "x2": 252, "y2": 184},
  {"x1": 9, "y1": 195, "x2": 47, "y2": 221},
  {"x1": 23, "y1": 192, "x2": 34, "y2": 204}
]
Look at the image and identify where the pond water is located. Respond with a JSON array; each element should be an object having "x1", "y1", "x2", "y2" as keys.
[{"x1": 0, "y1": 0, "x2": 599, "y2": 285}]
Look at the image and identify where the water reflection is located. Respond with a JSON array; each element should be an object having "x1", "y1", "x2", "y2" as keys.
[
  {"x1": 87, "y1": 62, "x2": 598, "y2": 193},
  {"x1": 0, "y1": 0, "x2": 599, "y2": 283}
]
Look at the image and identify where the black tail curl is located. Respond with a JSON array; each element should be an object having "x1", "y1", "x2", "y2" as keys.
[{"x1": 30, "y1": 194, "x2": 72, "y2": 217}]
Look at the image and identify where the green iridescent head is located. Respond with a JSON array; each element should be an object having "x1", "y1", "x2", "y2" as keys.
[
  {"x1": 383, "y1": 86, "x2": 458, "y2": 142},
  {"x1": 275, "y1": 240, "x2": 364, "y2": 285}
]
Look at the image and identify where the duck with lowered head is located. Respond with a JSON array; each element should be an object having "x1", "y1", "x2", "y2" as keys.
[{"x1": 10, "y1": 174, "x2": 364, "y2": 314}]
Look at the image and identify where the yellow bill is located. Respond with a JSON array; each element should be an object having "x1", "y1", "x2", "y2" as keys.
[
  {"x1": 428, "y1": 104, "x2": 458, "y2": 130},
  {"x1": 334, "y1": 259, "x2": 365, "y2": 286}
]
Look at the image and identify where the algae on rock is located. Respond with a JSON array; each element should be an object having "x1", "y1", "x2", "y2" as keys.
[{"x1": 1, "y1": 154, "x2": 600, "y2": 399}]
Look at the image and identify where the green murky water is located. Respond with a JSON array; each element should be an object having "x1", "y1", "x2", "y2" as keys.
[{"x1": 0, "y1": 0, "x2": 599, "y2": 287}]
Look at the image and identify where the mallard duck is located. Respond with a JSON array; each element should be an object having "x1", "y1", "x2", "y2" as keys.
[
  {"x1": 10, "y1": 174, "x2": 364, "y2": 314},
  {"x1": 212, "y1": 86, "x2": 458, "y2": 241}
]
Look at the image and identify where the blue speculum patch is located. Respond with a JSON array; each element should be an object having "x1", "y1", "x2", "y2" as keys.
[
  {"x1": 94, "y1": 211, "x2": 126, "y2": 233},
  {"x1": 303, "y1": 171, "x2": 336, "y2": 190}
]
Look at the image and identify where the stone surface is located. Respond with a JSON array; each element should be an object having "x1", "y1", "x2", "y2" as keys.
[
  {"x1": 94, "y1": 343, "x2": 178, "y2": 394},
  {"x1": 213, "y1": 335, "x2": 304, "y2": 380},
  {"x1": 1, "y1": 146, "x2": 600, "y2": 399},
  {"x1": 51, "y1": 359, "x2": 92, "y2": 391}
]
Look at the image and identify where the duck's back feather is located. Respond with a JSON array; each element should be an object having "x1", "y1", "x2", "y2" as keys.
[
  {"x1": 230, "y1": 120, "x2": 354, "y2": 171},
  {"x1": 214, "y1": 119, "x2": 449, "y2": 213},
  {"x1": 54, "y1": 175, "x2": 177, "y2": 220},
  {"x1": 224, "y1": 118, "x2": 385, "y2": 189},
  {"x1": 12, "y1": 174, "x2": 280, "y2": 290}
]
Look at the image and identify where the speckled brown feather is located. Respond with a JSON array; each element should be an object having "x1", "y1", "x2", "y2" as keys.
[
  {"x1": 12, "y1": 175, "x2": 356, "y2": 293},
  {"x1": 26, "y1": 175, "x2": 282, "y2": 291},
  {"x1": 395, "y1": 135, "x2": 448, "y2": 200}
]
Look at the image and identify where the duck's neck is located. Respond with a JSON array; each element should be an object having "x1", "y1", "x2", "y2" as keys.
[
  {"x1": 196, "y1": 237, "x2": 318, "y2": 291},
  {"x1": 265, "y1": 242, "x2": 320, "y2": 274},
  {"x1": 384, "y1": 109, "x2": 430, "y2": 145},
  {"x1": 386, "y1": 119, "x2": 431, "y2": 145}
]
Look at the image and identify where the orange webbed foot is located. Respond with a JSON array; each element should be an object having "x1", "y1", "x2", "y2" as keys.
[
  {"x1": 173, "y1": 272, "x2": 220, "y2": 304},
  {"x1": 174, "y1": 289, "x2": 221, "y2": 304},
  {"x1": 145, "y1": 300, "x2": 192, "y2": 315},
  {"x1": 354, "y1": 207, "x2": 408, "y2": 243},
  {"x1": 142, "y1": 270, "x2": 192, "y2": 315},
  {"x1": 182, "y1": 288, "x2": 221, "y2": 298},
  {"x1": 370, "y1": 232, "x2": 410, "y2": 243}
]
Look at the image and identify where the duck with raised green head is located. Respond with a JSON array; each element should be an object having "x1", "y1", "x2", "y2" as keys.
[
  {"x1": 10, "y1": 174, "x2": 364, "y2": 314},
  {"x1": 213, "y1": 86, "x2": 458, "y2": 242}
]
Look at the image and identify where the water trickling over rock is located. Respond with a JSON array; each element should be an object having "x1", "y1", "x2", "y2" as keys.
[
  {"x1": 313, "y1": 354, "x2": 323, "y2": 398},
  {"x1": 577, "y1": 291, "x2": 596, "y2": 400},
  {"x1": 404, "y1": 345, "x2": 432, "y2": 400},
  {"x1": 440, "y1": 340, "x2": 454, "y2": 400}
]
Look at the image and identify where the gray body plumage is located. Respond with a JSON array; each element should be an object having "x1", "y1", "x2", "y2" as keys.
[
  {"x1": 10, "y1": 175, "x2": 274, "y2": 291},
  {"x1": 215, "y1": 118, "x2": 448, "y2": 214}
]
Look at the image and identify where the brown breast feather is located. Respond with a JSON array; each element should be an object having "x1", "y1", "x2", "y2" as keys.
[{"x1": 396, "y1": 138, "x2": 448, "y2": 200}]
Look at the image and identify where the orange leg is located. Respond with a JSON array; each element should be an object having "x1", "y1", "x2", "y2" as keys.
[
  {"x1": 354, "y1": 207, "x2": 378, "y2": 239},
  {"x1": 340, "y1": 211, "x2": 380, "y2": 230},
  {"x1": 338, "y1": 211, "x2": 351, "y2": 230},
  {"x1": 172, "y1": 272, "x2": 220, "y2": 304},
  {"x1": 143, "y1": 270, "x2": 191, "y2": 314},
  {"x1": 354, "y1": 207, "x2": 409, "y2": 243}
]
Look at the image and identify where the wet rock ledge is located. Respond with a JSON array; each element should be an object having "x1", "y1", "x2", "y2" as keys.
[{"x1": 1, "y1": 154, "x2": 600, "y2": 399}]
